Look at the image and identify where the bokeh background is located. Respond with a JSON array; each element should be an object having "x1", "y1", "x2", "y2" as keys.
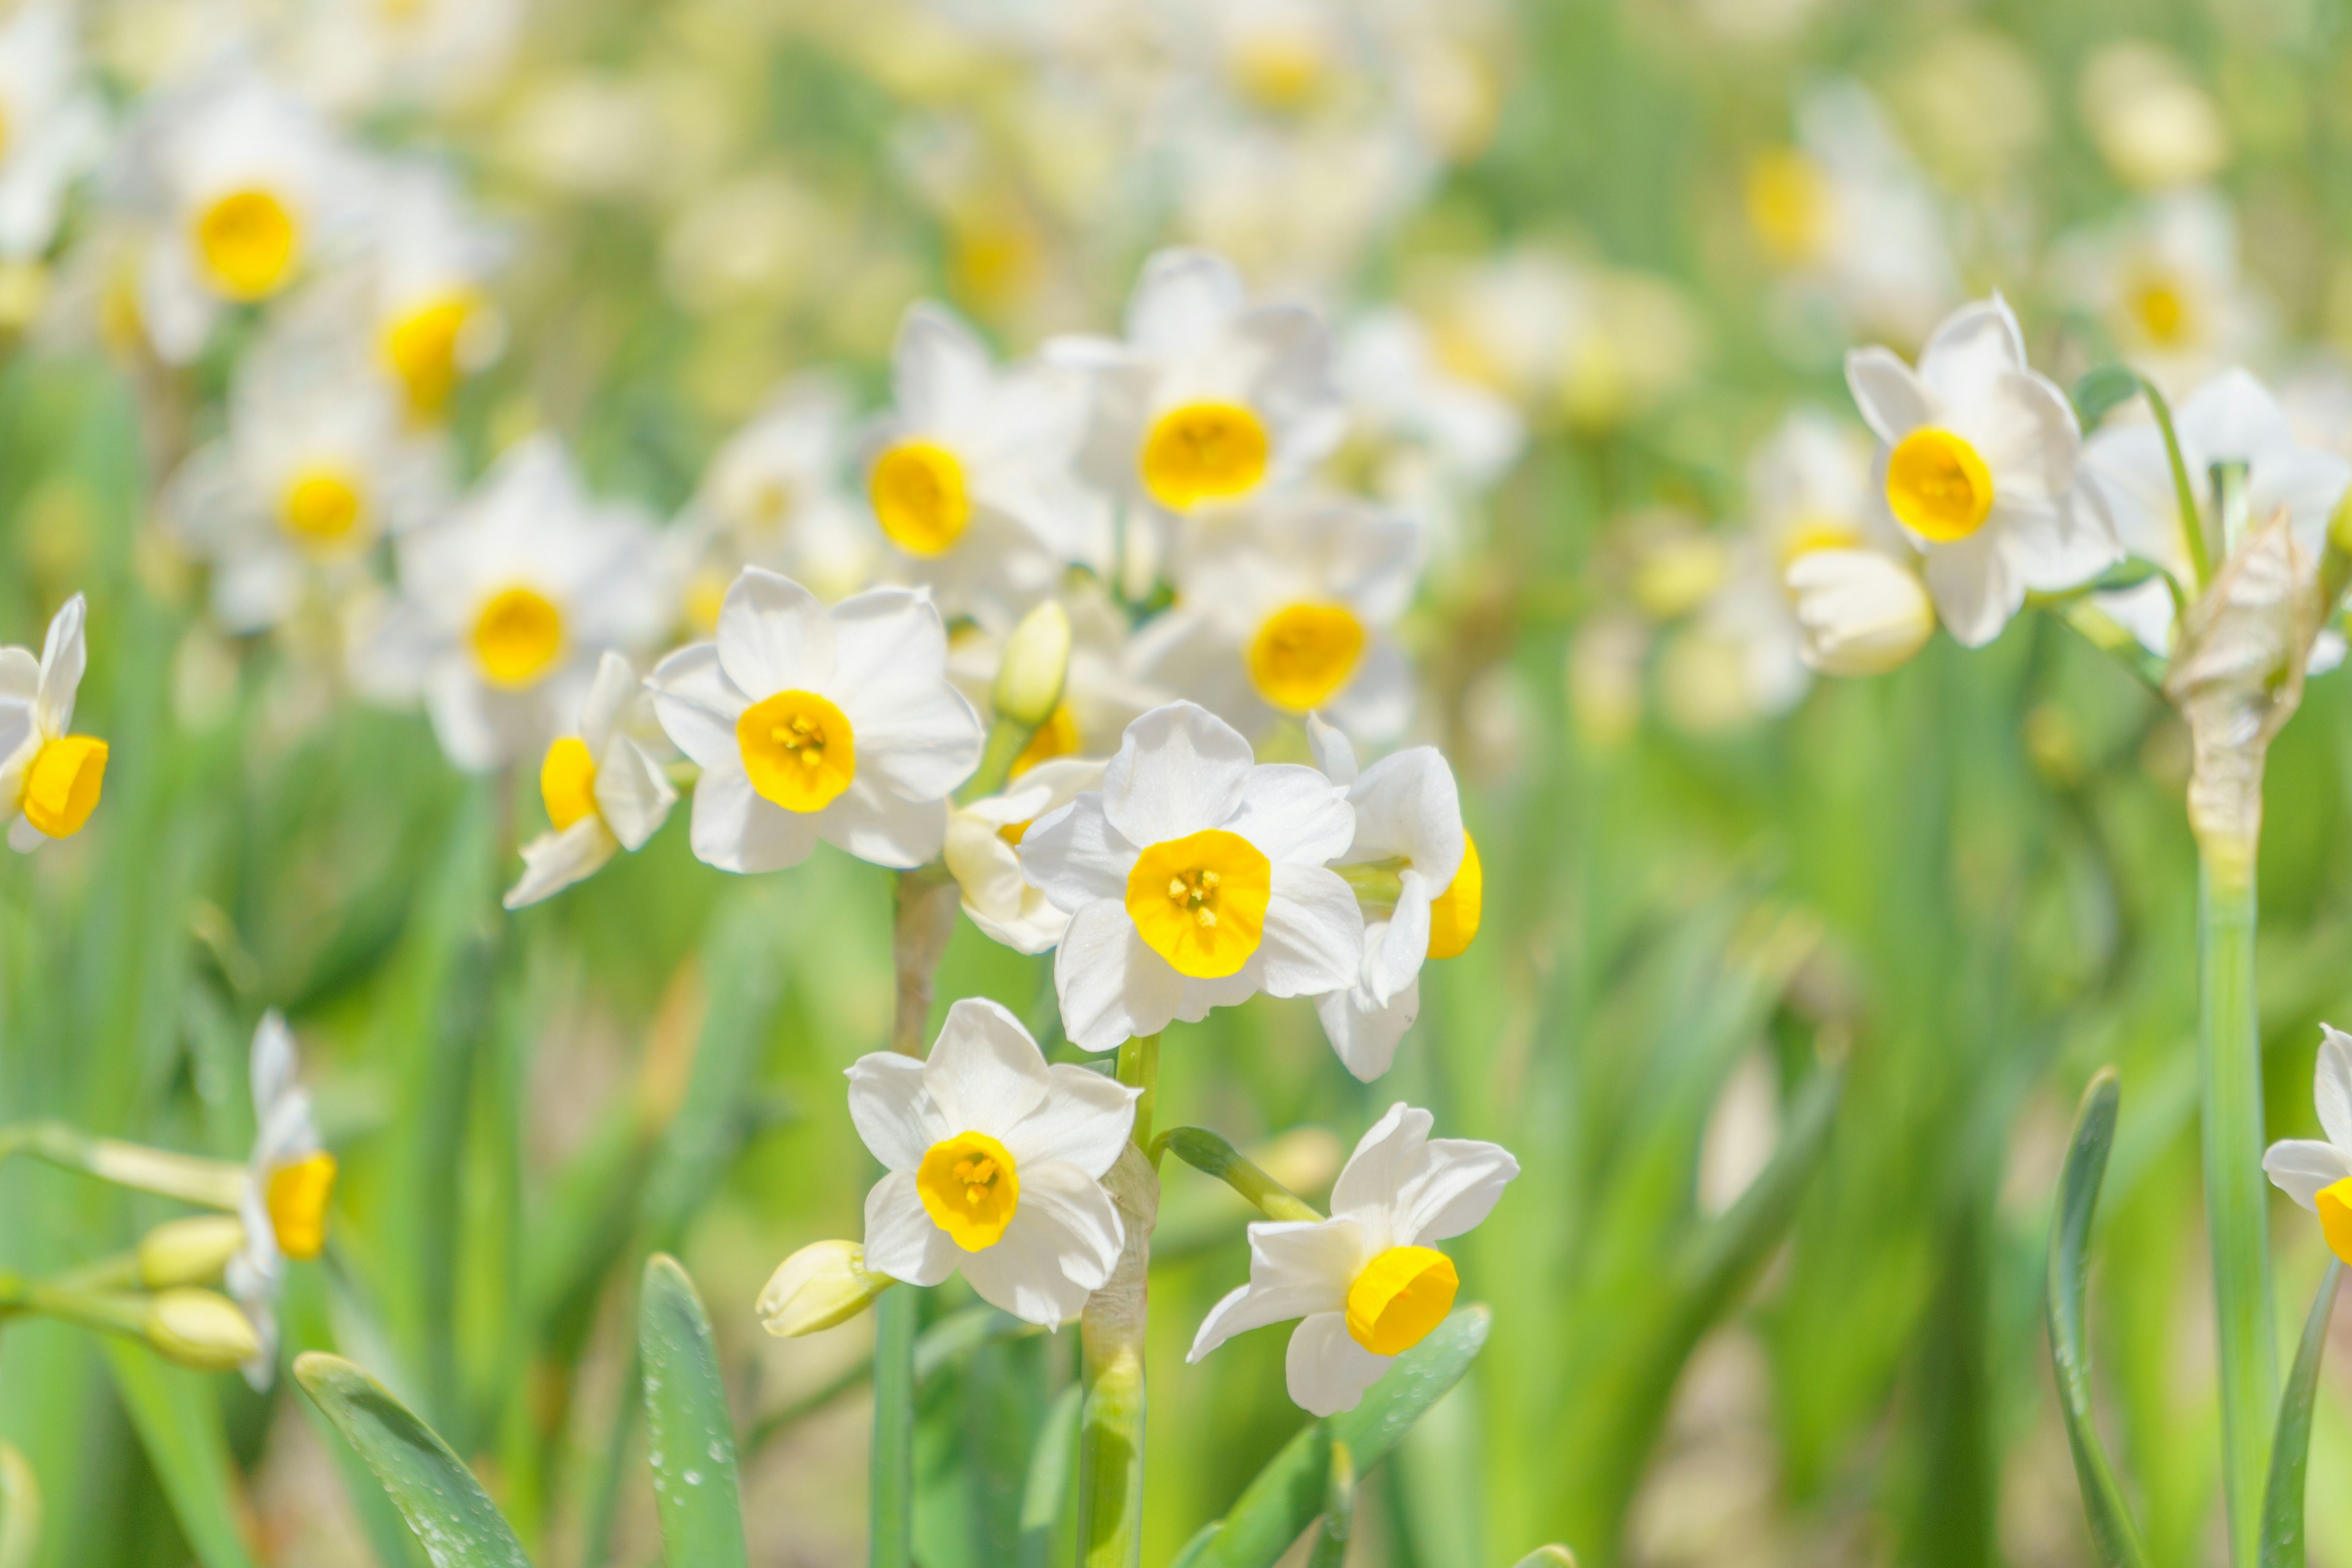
[{"x1": 8, "y1": 0, "x2": 2352, "y2": 1565}]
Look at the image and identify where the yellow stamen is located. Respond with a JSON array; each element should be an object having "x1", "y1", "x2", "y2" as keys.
[
  {"x1": 382, "y1": 291, "x2": 481, "y2": 420},
  {"x1": 194, "y1": 188, "x2": 300, "y2": 302},
  {"x1": 1885, "y1": 428, "x2": 1994, "y2": 543},
  {"x1": 1248, "y1": 603, "x2": 1366, "y2": 713},
  {"x1": 1345, "y1": 1245, "x2": 1458, "y2": 1357},
  {"x1": 1425, "y1": 832, "x2": 1482, "y2": 960},
  {"x1": 470, "y1": 586, "x2": 565, "y2": 689},
  {"x1": 1141, "y1": 401, "x2": 1270, "y2": 511},
  {"x1": 736, "y1": 688, "x2": 856, "y2": 813},
  {"x1": 279, "y1": 467, "x2": 366, "y2": 549},
  {"x1": 2128, "y1": 275, "x2": 2192, "y2": 349},
  {"x1": 265, "y1": 1151, "x2": 337, "y2": 1261},
  {"x1": 21, "y1": 735, "x2": 107, "y2": 839},
  {"x1": 1125, "y1": 828, "x2": 1272, "y2": 979},
  {"x1": 870, "y1": 442, "x2": 971, "y2": 557},
  {"x1": 1009, "y1": 701, "x2": 1080, "y2": 779},
  {"x1": 916, "y1": 1130, "x2": 1021, "y2": 1251},
  {"x1": 540, "y1": 736, "x2": 599, "y2": 832}
]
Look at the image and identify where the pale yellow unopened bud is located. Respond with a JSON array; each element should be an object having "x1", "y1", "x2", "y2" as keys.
[
  {"x1": 143, "y1": 1289, "x2": 261, "y2": 1371},
  {"x1": 1787, "y1": 549, "x2": 1935, "y2": 677},
  {"x1": 137, "y1": 1216, "x2": 246, "y2": 1288},
  {"x1": 2328, "y1": 485, "x2": 2352, "y2": 559},
  {"x1": 991, "y1": 601, "x2": 1071, "y2": 728},
  {"x1": 756, "y1": 1240, "x2": 894, "y2": 1337}
]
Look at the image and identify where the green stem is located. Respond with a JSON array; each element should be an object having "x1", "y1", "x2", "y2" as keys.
[
  {"x1": 2143, "y1": 375, "x2": 2214, "y2": 590},
  {"x1": 2199, "y1": 831, "x2": 2275, "y2": 1568},
  {"x1": 1117, "y1": 1035, "x2": 1160, "y2": 1159},
  {"x1": 1077, "y1": 1038, "x2": 1162, "y2": 1568},
  {"x1": 1153, "y1": 1126, "x2": 1323, "y2": 1223},
  {"x1": 959, "y1": 717, "x2": 1041, "y2": 805},
  {"x1": 0, "y1": 1121, "x2": 246, "y2": 1210},
  {"x1": 869, "y1": 1286, "x2": 919, "y2": 1568}
]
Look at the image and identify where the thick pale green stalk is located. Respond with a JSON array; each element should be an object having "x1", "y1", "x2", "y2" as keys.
[
  {"x1": 2199, "y1": 830, "x2": 2275, "y2": 1568},
  {"x1": 869, "y1": 1285, "x2": 919, "y2": 1568},
  {"x1": 1077, "y1": 1036, "x2": 1162, "y2": 1568}
]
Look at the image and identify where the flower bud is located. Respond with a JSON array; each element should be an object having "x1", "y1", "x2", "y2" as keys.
[
  {"x1": 756, "y1": 1240, "x2": 894, "y2": 1338},
  {"x1": 1786, "y1": 549, "x2": 1935, "y2": 676},
  {"x1": 143, "y1": 1289, "x2": 262, "y2": 1371},
  {"x1": 137, "y1": 1216, "x2": 246, "y2": 1288},
  {"x1": 990, "y1": 601, "x2": 1071, "y2": 729}
]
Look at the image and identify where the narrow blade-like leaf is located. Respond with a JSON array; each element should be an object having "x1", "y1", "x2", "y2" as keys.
[
  {"x1": 2260, "y1": 1260, "x2": 2342, "y2": 1568},
  {"x1": 0, "y1": 1442, "x2": 39, "y2": 1568},
  {"x1": 639, "y1": 1255, "x2": 748, "y2": 1568},
  {"x1": 104, "y1": 1346, "x2": 260, "y2": 1568}
]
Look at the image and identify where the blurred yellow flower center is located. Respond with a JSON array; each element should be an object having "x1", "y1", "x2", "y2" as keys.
[
  {"x1": 2128, "y1": 275, "x2": 2192, "y2": 349},
  {"x1": 265, "y1": 1152, "x2": 337, "y2": 1261},
  {"x1": 1345, "y1": 1245, "x2": 1457, "y2": 1356},
  {"x1": 2319, "y1": 1177, "x2": 2352, "y2": 1267},
  {"x1": 471, "y1": 587, "x2": 565, "y2": 689},
  {"x1": 279, "y1": 467, "x2": 366, "y2": 548},
  {"x1": 1229, "y1": 34, "x2": 1327, "y2": 110},
  {"x1": 744, "y1": 476, "x2": 794, "y2": 532},
  {"x1": 1142, "y1": 402, "x2": 1269, "y2": 510},
  {"x1": 737, "y1": 688, "x2": 856, "y2": 812},
  {"x1": 1248, "y1": 602, "x2": 1365, "y2": 712},
  {"x1": 194, "y1": 188, "x2": 300, "y2": 302},
  {"x1": 1126, "y1": 828, "x2": 1271, "y2": 979},
  {"x1": 685, "y1": 567, "x2": 729, "y2": 635},
  {"x1": 1885, "y1": 428, "x2": 1993, "y2": 543},
  {"x1": 1010, "y1": 701, "x2": 1080, "y2": 778},
  {"x1": 871, "y1": 441, "x2": 970, "y2": 556},
  {"x1": 1777, "y1": 514, "x2": 1862, "y2": 568},
  {"x1": 1425, "y1": 832, "x2": 1482, "y2": 960},
  {"x1": 917, "y1": 1130, "x2": 1020, "y2": 1251},
  {"x1": 21, "y1": 735, "x2": 107, "y2": 839},
  {"x1": 382, "y1": 291, "x2": 480, "y2": 419},
  {"x1": 1744, "y1": 149, "x2": 1830, "y2": 266},
  {"x1": 540, "y1": 736, "x2": 599, "y2": 831}
]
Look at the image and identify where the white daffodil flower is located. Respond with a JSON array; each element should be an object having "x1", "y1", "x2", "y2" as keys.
[
  {"x1": 2052, "y1": 189, "x2": 2267, "y2": 399},
  {"x1": 2264, "y1": 1026, "x2": 2352, "y2": 1265},
  {"x1": 0, "y1": 594, "x2": 107, "y2": 852},
  {"x1": 1129, "y1": 494, "x2": 1417, "y2": 741},
  {"x1": 0, "y1": 2, "x2": 104, "y2": 263},
  {"x1": 946, "y1": 757, "x2": 1106, "y2": 954},
  {"x1": 363, "y1": 160, "x2": 509, "y2": 423},
  {"x1": 848, "y1": 998, "x2": 1138, "y2": 1328},
  {"x1": 2082, "y1": 369, "x2": 2351, "y2": 664},
  {"x1": 864, "y1": 303, "x2": 1106, "y2": 622},
  {"x1": 1047, "y1": 247, "x2": 1344, "y2": 522},
  {"x1": 1305, "y1": 718, "x2": 1479, "y2": 1081},
  {"x1": 685, "y1": 375, "x2": 876, "y2": 616},
  {"x1": 1846, "y1": 295, "x2": 2121, "y2": 647},
  {"x1": 504, "y1": 653, "x2": 677, "y2": 910},
  {"x1": 165, "y1": 331, "x2": 451, "y2": 634},
  {"x1": 225, "y1": 1012, "x2": 337, "y2": 1389},
  {"x1": 948, "y1": 581, "x2": 1169, "y2": 771},
  {"x1": 1188, "y1": 1102, "x2": 1516, "y2": 1415},
  {"x1": 275, "y1": 0, "x2": 524, "y2": 119},
  {"x1": 353, "y1": 435, "x2": 668, "y2": 772},
  {"x1": 647, "y1": 568, "x2": 984, "y2": 873},
  {"x1": 1020, "y1": 701, "x2": 1362, "y2": 1053},
  {"x1": 1331, "y1": 307, "x2": 1524, "y2": 565}
]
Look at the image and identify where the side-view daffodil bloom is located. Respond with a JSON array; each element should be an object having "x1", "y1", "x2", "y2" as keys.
[
  {"x1": 946, "y1": 756, "x2": 1106, "y2": 954},
  {"x1": 504, "y1": 652, "x2": 677, "y2": 909},
  {"x1": 1020, "y1": 700, "x2": 1362, "y2": 1052},
  {"x1": 847, "y1": 998, "x2": 1139, "y2": 1327},
  {"x1": 648, "y1": 568, "x2": 984, "y2": 873},
  {"x1": 1846, "y1": 294, "x2": 2120, "y2": 647},
  {"x1": 225, "y1": 1012, "x2": 337, "y2": 1389},
  {"x1": 0, "y1": 593, "x2": 107, "y2": 852},
  {"x1": 2263, "y1": 1025, "x2": 2352, "y2": 1264},
  {"x1": 1188, "y1": 1102, "x2": 1517, "y2": 1415}
]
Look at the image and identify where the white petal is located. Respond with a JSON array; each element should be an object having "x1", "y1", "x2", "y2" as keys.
[
  {"x1": 1099, "y1": 701, "x2": 1254, "y2": 850},
  {"x1": 1344, "y1": 748, "x2": 1463, "y2": 881},
  {"x1": 1018, "y1": 795, "x2": 1137, "y2": 913},
  {"x1": 1305, "y1": 713, "x2": 1358, "y2": 785},
  {"x1": 8, "y1": 814, "x2": 43, "y2": 852},
  {"x1": 1366, "y1": 890, "x2": 1431, "y2": 1006},
  {"x1": 2316, "y1": 1026, "x2": 2352, "y2": 1151},
  {"x1": 846, "y1": 1051, "x2": 938, "y2": 1170},
  {"x1": 1917, "y1": 295, "x2": 2027, "y2": 411},
  {"x1": 2263, "y1": 1139, "x2": 2352, "y2": 1212},
  {"x1": 1256, "y1": 864, "x2": 1365, "y2": 998},
  {"x1": 1391, "y1": 1138, "x2": 1520, "y2": 1246},
  {"x1": 1054, "y1": 899, "x2": 1181, "y2": 1052},
  {"x1": 249, "y1": 1012, "x2": 299, "y2": 1121},
  {"x1": 502, "y1": 819, "x2": 619, "y2": 909},
  {"x1": 647, "y1": 643, "x2": 747, "y2": 770},
  {"x1": 579, "y1": 651, "x2": 640, "y2": 756},
  {"x1": 592, "y1": 736, "x2": 676, "y2": 853},
  {"x1": 1284, "y1": 1313, "x2": 1391, "y2": 1417},
  {"x1": 688, "y1": 761, "x2": 821, "y2": 873},
  {"x1": 894, "y1": 303, "x2": 993, "y2": 431},
  {"x1": 1996, "y1": 493, "x2": 2120, "y2": 595},
  {"x1": 1005, "y1": 1065, "x2": 1140, "y2": 1177},
  {"x1": 1315, "y1": 981, "x2": 1417, "y2": 1084},
  {"x1": 424, "y1": 662, "x2": 529, "y2": 773},
  {"x1": 829, "y1": 591, "x2": 982, "y2": 799},
  {"x1": 1186, "y1": 1217, "x2": 1365, "y2": 1362},
  {"x1": 1128, "y1": 248, "x2": 1245, "y2": 354},
  {"x1": 958, "y1": 1161, "x2": 1123, "y2": 1329},
  {"x1": 34, "y1": 593, "x2": 85, "y2": 738},
  {"x1": 1324, "y1": 638, "x2": 1414, "y2": 743},
  {"x1": 1922, "y1": 529, "x2": 2021, "y2": 649},
  {"x1": 862, "y1": 1170, "x2": 958, "y2": 1285},
  {"x1": 717, "y1": 567, "x2": 836, "y2": 700},
  {"x1": 815, "y1": 775, "x2": 947, "y2": 869},
  {"x1": 924, "y1": 997, "x2": 1053, "y2": 1137},
  {"x1": 1330, "y1": 1102, "x2": 1431, "y2": 1230},
  {"x1": 1844, "y1": 348, "x2": 1928, "y2": 447},
  {"x1": 1226, "y1": 765, "x2": 1354, "y2": 865},
  {"x1": 0, "y1": 647, "x2": 37, "y2": 705}
]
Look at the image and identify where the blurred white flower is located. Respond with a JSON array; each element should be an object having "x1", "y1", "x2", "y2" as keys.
[
  {"x1": 1846, "y1": 295, "x2": 2120, "y2": 647},
  {"x1": 0, "y1": 593, "x2": 107, "y2": 851},
  {"x1": 1188, "y1": 1102, "x2": 1515, "y2": 1415},
  {"x1": 2052, "y1": 189, "x2": 2267, "y2": 398},
  {"x1": 1332, "y1": 306, "x2": 1523, "y2": 562},
  {"x1": 685, "y1": 376, "x2": 876, "y2": 612},
  {"x1": 2263, "y1": 1025, "x2": 2352, "y2": 1264},
  {"x1": 1020, "y1": 701, "x2": 1362, "y2": 1052},
  {"x1": 946, "y1": 756, "x2": 1105, "y2": 954},
  {"x1": 362, "y1": 160, "x2": 508, "y2": 423},
  {"x1": 2079, "y1": 43, "x2": 2227, "y2": 192},
  {"x1": 275, "y1": 0, "x2": 523, "y2": 118},
  {"x1": 0, "y1": 2, "x2": 105, "y2": 262},
  {"x1": 353, "y1": 435, "x2": 669, "y2": 771},
  {"x1": 1130, "y1": 494, "x2": 1417, "y2": 741},
  {"x1": 847, "y1": 997, "x2": 1138, "y2": 1327},
  {"x1": 647, "y1": 568, "x2": 984, "y2": 873},
  {"x1": 504, "y1": 654, "x2": 677, "y2": 910},
  {"x1": 1786, "y1": 549, "x2": 1936, "y2": 676},
  {"x1": 225, "y1": 1011, "x2": 336, "y2": 1389}
]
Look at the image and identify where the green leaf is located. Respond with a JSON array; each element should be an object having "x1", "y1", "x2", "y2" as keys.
[
  {"x1": 870, "y1": 1284, "x2": 919, "y2": 1568},
  {"x1": 638, "y1": 1256, "x2": 748, "y2": 1568},
  {"x1": 0, "y1": 1442, "x2": 39, "y2": 1568},
  {"x1": 103, "y1": 1345, "x2": 260, "y2": 1568},
  {"x1": 2260, "y1": 1260, "x2": 2342, "y2": 1568},
  {"x1": 1510, "y1": 1550, "x2": 1577, "y2": 1567},
  {"x1": 1020, "y1": 1382, "x2": 1082, "y2": 1550},
  {"x1": 1190, "y1": 1306, "x2": 1491, "y2": 1568},
  {"x1": 2044, "y1": 1071, "x2": 2148, "y2": 1568},
  {"x1": 294, "y1": 1352, "x2": 531, "y2": 1568},
  {"x1": 2071, "y1": 365, "x2": 2143, "y2": 430},
  {"x1": 1302, "y1": 1442, "x2": 1355, "y2": 1568}
]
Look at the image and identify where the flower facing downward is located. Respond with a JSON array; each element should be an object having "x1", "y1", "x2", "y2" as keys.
[
  {"x1": 1188, "y1": 1104, "x2": 1517, "y2": 1415},
  {"x1": 1020, "y1": 701, "x2": 1363, "y2": 1052},
  {"x1": 503, "y1": 653, "x2": 678, "y2": 909},
  {"x1": 226, "y1": 1012, "x2": 337, "y2": 1388},
  {"x1": 847, "y1": 1000, "x2": 1139, "y2": 1328},
  {"x1": 0, "y1": 594, "x2": 107, "y2": 852},
  {"x1": 1785, "y1": 549, "x2": 1936, "y2": 676},
  {"x1": 649, "y1": 568, "x2": 984, "y2": 873},
  {"x1": 945, "y1": 757, "x2": 1106, "y2": 954},
  {"x1": 2263, "y1": 1026, "x2": 2352, "y2": 1264}
]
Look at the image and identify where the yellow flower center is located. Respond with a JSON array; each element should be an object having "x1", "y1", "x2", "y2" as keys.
[
  {"x1": 737, "y1": 688, "x2": 856, "y2": 813},
  {"x1": 1425, "y1": 832, "x2": 1482, "y2": 960},
  {"x1": 279, "y1": 466, "x2": 366, "y2": 549},
  {"x1": 916, "y1": 1130, "x2": 1020, "y2": 1251},
  {"x1": 540, "y1": 736, "x2": 599, "y2": 831},
  {"x1": 2320, "y1": 1177, "x2": 2352, "y2": 1267},
  {"x1": 382, "y1": 291, "x2": 480, "y2": 420},
  {"x1": 470, "y1": 587, "x2": 565, "y2": 689},
  {"x1": 21, "y1": 735, "x2": 107, "y2": 839},
  {"x1": 1885, "y1": 428, "x2": 1994, "y2": 543},
  {"x1": 1141, "y1": 401, "x2": 1270, "y2": 511},
  {"x1": 745, "y1": 477, "x2": 794, "y2": 532},
  {"x1": 194, "y1": 188, "x2": 301, "y2": 303},
  {"x1": 265, "y1": 1151, "x2": 337, "y2": 1261},
  {"x1": 1744, "y1": 149, "x2": 1831, "y2": 266},
  {"x1": 1344, "y1": 1245, "x2": 1458, "y2": 1357},
  {"x1": 1009, "y1": 701, "x2": 1080, "y2": 779},
  {"x1": 1125, "y1": 827, "x2": 1272, "y2": 979},
  {"x1": 1248, "y1": 603, "x2": 1366, "y2": 713},
  {"x1": 1229, "y1": 34, "x2": 1327, "y2": 110},
  {"x1": 871, "y1": 442, "x2": 971, "y2": 557},
  {"x1": 2128, "y1": 274, "x2": 2192, "y2": 349}
]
